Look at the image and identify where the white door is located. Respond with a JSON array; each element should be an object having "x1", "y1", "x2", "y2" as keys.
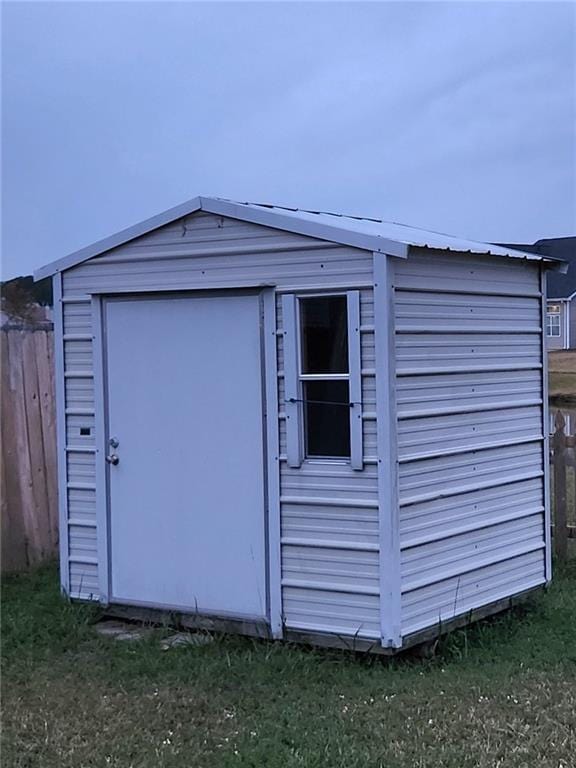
[{"x1": 104, "y1": 293, "x2": 267, "y2": 619}]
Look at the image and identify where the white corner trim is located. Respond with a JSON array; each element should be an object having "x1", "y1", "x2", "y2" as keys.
[
  {"x1": 373, "y1": 253, "x2": 402, "y2": 648},
  {"x1": 92, "y1": 296, "x2": 110, "y2": 603},
  {"x1": 53, "y1": 273, "x2": 70, "y2": 595},
  {"x1": 540, "y1": 270, "x2": 552, "y2": 582}
]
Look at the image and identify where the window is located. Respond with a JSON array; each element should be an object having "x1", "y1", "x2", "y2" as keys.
[
  {"x1": 547, "y1": 304, "x2": 561, "y2": 337},
  {"x1": 282, "y1": 292, "x2": 363, "y2": 469},
  {"x1": 299, "y1": 296, "x2": 350, "y2": 458}
]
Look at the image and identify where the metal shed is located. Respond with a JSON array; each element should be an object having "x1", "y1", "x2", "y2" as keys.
[{"x1": 35, "y1": 196, "x2": 563, "y2": 652}]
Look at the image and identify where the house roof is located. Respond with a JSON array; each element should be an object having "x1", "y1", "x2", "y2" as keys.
[
  {"x1": 499, "y1": 237, "x2": 576, "y2": 299},
  {"x1": 35, "y1": 196, "x2": 567, "y2": 281}
]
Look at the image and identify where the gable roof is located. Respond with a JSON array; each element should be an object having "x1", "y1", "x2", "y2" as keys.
[
  {"x1": 499, "y1": 237, "x2": 576, "y2": 298},
  {"x1": 34, "y1": 196, "x2": 566, "y2": 281}
]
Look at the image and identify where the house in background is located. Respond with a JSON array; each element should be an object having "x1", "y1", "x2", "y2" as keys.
[{"x1": 500, "y1": 238, "x2": 575, "y2": 350}]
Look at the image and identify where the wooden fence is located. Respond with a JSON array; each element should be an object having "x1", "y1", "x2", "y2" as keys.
[
  {"x1": 551, "y1": 409, "x2": 576, "y2": 561},
  {"x1": 1, "y1": 326, "x2": 58, "y2": 572}
]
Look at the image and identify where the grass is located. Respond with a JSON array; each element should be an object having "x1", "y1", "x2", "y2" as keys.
[
  {"x1": 2, "y1": 564, "x2": 576, "y2": 767},
  {"x1": 549, "y1": 351, "x2": 576, "y2": 401}
]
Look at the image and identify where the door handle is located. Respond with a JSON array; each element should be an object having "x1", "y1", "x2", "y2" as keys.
[{"x1": 106, "y1": 453, "x2": 119, "y2": 466}]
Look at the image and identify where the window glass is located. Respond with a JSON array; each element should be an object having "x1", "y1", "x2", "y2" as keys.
[
  {"x1": 303, "y1": 380, "x2": 350, "y2": 457},
  {"x1": 300, "y1": 296, "x2": 348, "y2": 374},
  {"x1": 547, "y1": 313, "x2": 561, "y2": 337}
]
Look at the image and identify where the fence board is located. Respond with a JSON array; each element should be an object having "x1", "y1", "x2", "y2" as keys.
[
  {"x1": 35, "y1": 331, "x2": 58, "y2": 550},
  {"x1": 1, "y1": 331, "x2": 28, "y2": 571},
  {"x1": 551, "y1": 409, "x2": 576, "y2": 560},
  {"x1": 1, "y1": 327, "x2": 58, "y2": 572}
]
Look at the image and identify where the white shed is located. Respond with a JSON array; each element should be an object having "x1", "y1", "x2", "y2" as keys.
[{"x1": 35, "y1": 197, "x2": 563, "y2": 653}]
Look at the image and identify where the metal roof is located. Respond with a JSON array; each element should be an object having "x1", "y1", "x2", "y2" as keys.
[
  {"x1": 499, "y1": 237, "x2": 576, "y2": 298},
  {"x1": 34, "y1": 195, "x2": 566, "y2": 280}
]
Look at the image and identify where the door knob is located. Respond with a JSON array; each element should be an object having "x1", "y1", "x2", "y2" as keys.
[{"x1": 106, "y1": 453, "x2": 119, "y2": 466}]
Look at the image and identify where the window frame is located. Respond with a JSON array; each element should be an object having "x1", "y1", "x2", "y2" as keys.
[
  {"x1": 297, "y1": 292, "x2": 351, "y2": 462},
  {"x1": 281, "y1": 290, "x2": 363, "y2": 470},
  {"x1": 547, "y1": 304, "x2": 561, "y2": 338}
]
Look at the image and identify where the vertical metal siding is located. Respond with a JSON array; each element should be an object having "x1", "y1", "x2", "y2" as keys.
[
  {"x1": 60, "y1": 212, "x2": 379, "y2": 642},
  {"x1": 394, "y1": 250, "x2": 547, "y2": 638}
]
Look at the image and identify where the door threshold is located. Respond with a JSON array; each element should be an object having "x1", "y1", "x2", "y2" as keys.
[{"x1": 104, "y1": 602, "x2": 272, "y2": 640}]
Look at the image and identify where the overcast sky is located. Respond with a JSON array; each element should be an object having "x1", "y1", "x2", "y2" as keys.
[{"x1": 2, "y1": 1, "x2": 575, "y2": 279}]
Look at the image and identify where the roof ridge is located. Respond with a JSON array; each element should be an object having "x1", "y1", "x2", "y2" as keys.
[{"x1": 215, "y1": 197, "x2": 511, "y2": 246}]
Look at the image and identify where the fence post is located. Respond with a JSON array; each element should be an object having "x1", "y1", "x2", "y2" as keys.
[{"x1": 553, "y1": 409, "x2": 568, "y2": 561}]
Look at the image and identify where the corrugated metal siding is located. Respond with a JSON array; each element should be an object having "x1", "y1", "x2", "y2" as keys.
[
  {"x1": 60, "y1": 211, "x2": 379, "y2": 638},
  {"x1": 394, "y1": 250, "x2": 547, "y2": 637},
  {"x1": 277, "y1": 289, "x2": 380, "y2": 639},
  {"x1": 69, "y1": 561, "x2": 99, "y2": 600},
  {"x1": 60, "y1": 296, "x2": 97, "y2": 599},
  {"x1": 62, "y1": 213, "x2": 373, "y2": 297}
]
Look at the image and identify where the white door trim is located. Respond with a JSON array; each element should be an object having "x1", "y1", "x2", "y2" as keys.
[
  {"x1": 262, "y1": 288, "x2": 283, "y2": 638},
  {"x1": 92, "y1": 294, "x2": 111, "y2": 603},
  {"x1": 92, "y1": 289, "x2": 282, "y2": 631}
]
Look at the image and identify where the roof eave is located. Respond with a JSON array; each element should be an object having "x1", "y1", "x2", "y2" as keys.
[
  {"x1": 34, "y1": 196, "x2": 411, "y2": 281},
  {"x1": 33, "y1": 195, "x2": 566, "y2": 281},
  {"x1": 543, "y1": 257, "x2": 569, "y2": 274}
]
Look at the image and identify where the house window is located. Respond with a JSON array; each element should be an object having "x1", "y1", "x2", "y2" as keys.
[
  {"x1": 299, "y1": 296, "x2": 350, "y2": 458},
  {"x1": 547, "y1": 304, "x2": 561, "y2": 337}
]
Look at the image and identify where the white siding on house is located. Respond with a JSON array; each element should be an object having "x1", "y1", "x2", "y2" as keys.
[
  {"x1": 545, "y1": 300, "x2": 567, "y2": 351},
  {"x1": 59, "y1": 212, "x2": 380, "y2": 635},
  {"x1": 393, "y1": 250, "x2": 547, "y2": 638}
]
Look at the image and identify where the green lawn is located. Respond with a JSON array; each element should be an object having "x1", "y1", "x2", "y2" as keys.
[
  {"x1": 549, "y1": 350, "x2": 576, "y2": 401},
  {"x1": 2, "y1": 564, "x2": 576, "y2": 768}
]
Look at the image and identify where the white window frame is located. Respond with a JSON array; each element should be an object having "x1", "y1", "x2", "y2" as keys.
[
  {"x1": 282, "y1": 291, "x2": 363, "y2": 470},
  {"x1": 298, "y1": 292, "x2": 350, "y2": 463},
  {"x1": 547, "y1": 304, "x2": 561, "y2": 337}
]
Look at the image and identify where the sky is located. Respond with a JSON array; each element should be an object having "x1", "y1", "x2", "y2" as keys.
[{"x1": 2, "y1": 0, "x2": 575, "y2": 279}]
